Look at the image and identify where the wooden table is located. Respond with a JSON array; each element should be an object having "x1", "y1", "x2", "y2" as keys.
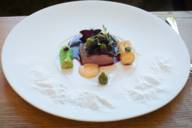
[{"x1": 0, "y1": 12, "x2": 192, "y2": 128}]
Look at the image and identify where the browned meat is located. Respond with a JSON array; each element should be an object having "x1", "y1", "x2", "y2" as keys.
[{"x1": 80, "y1": 44, "x2": 114, "y2": 66}]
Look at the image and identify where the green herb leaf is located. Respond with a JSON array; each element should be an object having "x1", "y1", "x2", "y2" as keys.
[
  {"x1": 86, "y1": 37, "x2": 95, "y2": 48},
  {"x1": 100, "y1": 43, "x2": 107, "y2": 50},
  {"x1": 125, "y1": 47, "x2": 131, "y2": 52},
  {"x1": 102, "y1": 25, "x2": 107, "y2": 33}
]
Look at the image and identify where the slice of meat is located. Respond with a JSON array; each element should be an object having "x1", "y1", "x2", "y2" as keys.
[{"x1": 80, "y1": 44, "x2": 114, "y2": 66}]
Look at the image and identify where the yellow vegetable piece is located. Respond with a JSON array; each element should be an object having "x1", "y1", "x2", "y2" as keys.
[
  {"x1": 120, "y1": 52, "x2": 135, "y2": 65},
  {"x1": 118, "y1": 40, "x2": 132, "y2": 54},
  {"x1": 79, "y1": 64, "x2": 99, "y2": 78}
]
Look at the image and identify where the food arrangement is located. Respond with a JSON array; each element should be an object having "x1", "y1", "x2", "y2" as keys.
[{"x1": 59, "y1": 26, "x2": 135, "y2": 85}]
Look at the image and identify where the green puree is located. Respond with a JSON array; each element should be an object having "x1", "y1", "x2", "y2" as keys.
[
  {"x1": 59, "y1": 46, "x2": 73, "y2": 69},
  {"x1": 98, "y1": 72, "x2": 108, "y2": 85}
]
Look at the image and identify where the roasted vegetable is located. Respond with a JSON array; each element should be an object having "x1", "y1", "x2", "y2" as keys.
[
  {"x1": 98, "y1": 72, "x2": 108, "y2": 85},
  {"x1": 120, "y1": 52, "x2": 135, "y2": 65},
  {"x1": 59, "y1": 46, "x2": 73, "y2": 69},
  {"x1": 118, "y1": 40, "x2": 135, "y2": 65},
  {"x1": 118, "y1": 40, "x2": 132, "y2": 54}
]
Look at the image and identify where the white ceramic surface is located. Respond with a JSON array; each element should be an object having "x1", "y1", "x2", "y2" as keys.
[{"x1": 1, "y1": 1, "x2": 190, "y2": 122}]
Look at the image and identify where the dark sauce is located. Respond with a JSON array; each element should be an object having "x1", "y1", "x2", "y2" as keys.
[{"x1": 68, "y1": 34, "x2": 120, "y2": 66}]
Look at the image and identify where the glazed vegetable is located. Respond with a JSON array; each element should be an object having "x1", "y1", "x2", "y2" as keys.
[
  {"x1": 118, "y1": 40, "x2": 132, "y2": 54},
  {"x1": 98, "y1": 72, "x2": 108, "y2": 85},
  {"x1": 118, "y1": 40, "x2": 135, "y2": 65},
  {"x1": 79, "y1": 64, "x2": 99, "y2": 78},
  {"x1": 120, "y1": 52, "x2": 135, "y2": 65},
  {"x1": 59, "y1": 46, "x2": 73, "y2": 69}
]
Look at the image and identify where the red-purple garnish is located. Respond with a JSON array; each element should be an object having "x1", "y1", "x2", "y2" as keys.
[{"x1": 80, "y1": 29, "x2": 101, "y2": 42}]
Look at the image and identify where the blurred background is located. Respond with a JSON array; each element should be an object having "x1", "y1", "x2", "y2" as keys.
[{"x1": 0, "y1": 0, "x2": 191, "y2": 16}]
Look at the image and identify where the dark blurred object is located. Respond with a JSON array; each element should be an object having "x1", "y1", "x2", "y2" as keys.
[
  {"x1": 0, "y1": 0, "x2": 72, "y2": 16},
  {"x1": 173, "y1": 0, "x2": 192, "y2": 10},
  {"x1": 0, "y1": 0, "x2": 191, "y2": 16}
]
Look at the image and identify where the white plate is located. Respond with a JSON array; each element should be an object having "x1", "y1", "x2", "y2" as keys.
[{"x1": 2, "y1": 1, "x2": 190, "y2": 122}]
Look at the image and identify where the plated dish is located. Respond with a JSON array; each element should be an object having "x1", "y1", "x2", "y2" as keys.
[
  {"x1": 59, "y1": 26, "x2": 135, "y2": 84},
  {"x1": 1, "y1": 1, "x2": 190, "y2": 122}
]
